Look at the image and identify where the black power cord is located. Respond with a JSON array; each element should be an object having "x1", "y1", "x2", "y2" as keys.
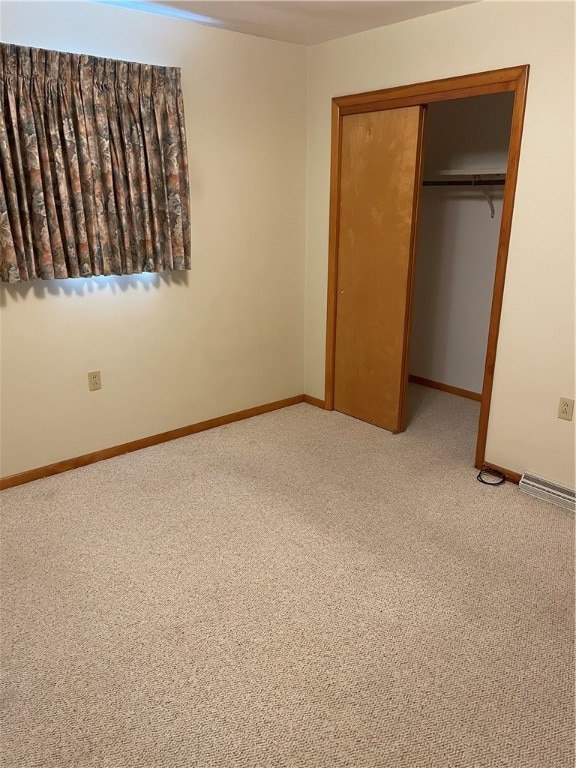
[{"x1": 477, "y1": 467, "x2": 506, "y2": 485}]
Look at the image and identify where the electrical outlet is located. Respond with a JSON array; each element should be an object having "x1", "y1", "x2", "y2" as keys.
[
  {"x1": 558, "y1": 397, "x2": 574, "y2": 421},
  {"x1": 88, "y1": 370, "x2": 102, "y2": 392}
]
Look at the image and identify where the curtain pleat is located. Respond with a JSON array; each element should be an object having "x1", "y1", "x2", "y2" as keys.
[{"x1": 0, "y1": 43, "x2": 190, "y2": 282}]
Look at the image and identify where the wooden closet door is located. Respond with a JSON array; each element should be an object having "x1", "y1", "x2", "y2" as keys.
[{"x1": 334, "y1": 106, "x2": 425, "y2": 432}]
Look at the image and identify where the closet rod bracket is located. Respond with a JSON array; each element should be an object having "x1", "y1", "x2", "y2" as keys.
[{"x1": 474, "y1": 176, "x2": 496, "y2": 218}]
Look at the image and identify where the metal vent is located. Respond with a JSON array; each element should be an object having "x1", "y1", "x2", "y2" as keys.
[{"x1": 519, "y1": 473, "x2": 575, "y2": 512}]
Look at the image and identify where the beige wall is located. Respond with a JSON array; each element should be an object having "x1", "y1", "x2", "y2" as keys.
[
  {"x1": 305, "y1": 1, "x2": 575, "y2": 487},
  {"x1": 410, "y1": 191, "x2": 504, "y2": 394},
  {"x1": 0, "y1": 1, "x2": 307, "y2": 476}
]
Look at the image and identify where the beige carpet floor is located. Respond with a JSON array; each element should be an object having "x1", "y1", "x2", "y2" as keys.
[{"x1": 0, "y1": 385, "x2": 573, "y2": 768}]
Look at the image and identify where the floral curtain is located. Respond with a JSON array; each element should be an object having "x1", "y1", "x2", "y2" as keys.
[{"x1": 0, "y1": 43, "x2": 191, "y2": 282}]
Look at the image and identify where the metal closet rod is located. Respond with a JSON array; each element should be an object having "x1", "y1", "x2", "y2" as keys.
[
  {"x1": 422, "y1": 177, "x2": 504, "y2": 218},
  {"x1": 422, "y1": 179, "x2": 506, "y2": 186}
]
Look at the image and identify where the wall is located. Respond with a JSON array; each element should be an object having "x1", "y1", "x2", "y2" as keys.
[
  {"x1": 0, "y1": 1, "x2": 307, "y2": 477},
  {"x1": 422, "y1": 93, "x2": 514, "y2": 178},
  {"x1": 410, "y1": 190, "x2": 503, "y2": 394},
  {"x1": 410, "y1": 94, "x2": 513, "y2": 394},
  {"x1": 305, "y1": 1, "x2": 575, "y2": 487}
]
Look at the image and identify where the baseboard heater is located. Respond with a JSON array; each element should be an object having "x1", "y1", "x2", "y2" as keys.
[{"x1": 519, "y1": 473, "x2": 575, "y2": 511}]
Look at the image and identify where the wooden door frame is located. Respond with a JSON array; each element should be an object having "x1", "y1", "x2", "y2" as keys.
[{"x1": 324, "y1": 65, "x2": 529, "y2": 472}]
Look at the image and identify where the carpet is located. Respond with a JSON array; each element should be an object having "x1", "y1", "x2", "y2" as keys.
[{"x1": 1, "y1": 385, "x2": 573, "y2": 767}]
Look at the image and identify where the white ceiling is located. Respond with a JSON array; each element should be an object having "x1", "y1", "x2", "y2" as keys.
[{"x1": 157, "y1": 1, "x2": 478, "y2": 45}]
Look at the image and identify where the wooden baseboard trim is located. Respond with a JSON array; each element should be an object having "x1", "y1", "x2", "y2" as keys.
[
  {"x1": 303, "y1": 395, "x2": 326, "y2": 409},
  {"x1": 478, "y1": 461, "x2": 522, "y2": 485},
  {"x1": 409, "y1": 375, "x2": 482, "y2": 402},
  {"x1": 0, "y1": 395, "x2": 305, "y2": 490}
]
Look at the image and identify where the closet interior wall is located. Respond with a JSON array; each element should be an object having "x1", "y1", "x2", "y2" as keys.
[{"x1": 409, "y1": 93, "x2": 515, "y2": 397}]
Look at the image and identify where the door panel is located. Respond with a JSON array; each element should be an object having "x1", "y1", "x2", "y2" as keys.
[{"x1": 334, "y1": 106, "x2": 425, "y2": 432}]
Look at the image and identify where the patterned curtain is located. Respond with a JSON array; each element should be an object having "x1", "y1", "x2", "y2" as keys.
[{"x1": 0, "y1": 43, "x2": 191, "y2": 282}]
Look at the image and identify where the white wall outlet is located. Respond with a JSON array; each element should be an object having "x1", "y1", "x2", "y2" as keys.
[
  {"x1": 558, "y1": 397, "x2": 574, "y2": 421},
  {"x1": 88, "y1": 371, "x2": 102, "y2": 392}
]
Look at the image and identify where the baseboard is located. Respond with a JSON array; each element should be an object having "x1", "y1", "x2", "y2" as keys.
[
  {"x1": 303, "y1": 395, "x2": 326, "y2": 409},
  {"x1": 0, "y1": 395, "x2": 305, "y2": 490},
  {"x1": 2, "y1": 393, "x2": 520, "y2": 490},
  {"x1": 409, "y1": 375, "x2": 482, "y2": 402},
  {"x1": 479, "y1": 461, "x2": 522, "y2": 485}
]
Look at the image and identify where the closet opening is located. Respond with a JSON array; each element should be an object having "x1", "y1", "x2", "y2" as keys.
[
  {"x1": 324, "y1": 67, "x2": 529, "y2": 479},
  {"x1": 408, "y1": 93, "x2": 515, "y2": 461}
]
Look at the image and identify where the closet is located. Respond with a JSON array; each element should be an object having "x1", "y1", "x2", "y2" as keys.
[
  {"x1": 325, "y1": 67, "x2": 529, "y2": 472},
  {"x1": 409, "y1": 93, "x2": 515, "y2": 405}
]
